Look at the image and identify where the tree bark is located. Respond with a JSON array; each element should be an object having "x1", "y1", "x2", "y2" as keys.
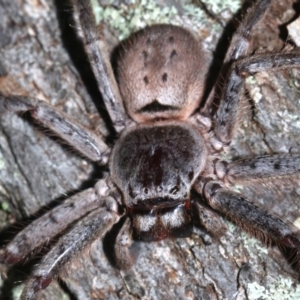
[{"x1": 0, "y1": 0, "x2": 300, "y2": 299}]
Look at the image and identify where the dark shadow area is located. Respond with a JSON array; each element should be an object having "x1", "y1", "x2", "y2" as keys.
[
  {"x1": 102, "y1": 216, "x2": 126, "y2": 268},
  {"x1": 0, "y1": 235, "x2": 80, "y2": 300},
  {"x1": 199, "y1": 0, "x2": 257, "y2": 113},
  {"x1": 0, "y1": 217, "x2": 72, "y2": 300},
  {"x1": 52, "y1": 0, "x2": 116, "y2": 143},
  {"x1": 280, "y1": 247, "x2": 300, "y2": 279},
  {"x1": 278, "y1": 0, "x2": 300, "y2": 45},
  {"x1": 0, "y1": 158, "x2": 106, "y2": 299},
  {"x1": 0, "y1": 60, "x2": 8, "y2": 77},
  {"x1": 6, "y1": 111, "x2": 109, "y2": 180},
  {"x1": 0, "y1": 1, "x2": 116, "y2": 294},
  {"x1": 58, "y1": 279, "x2": 78, "y2": 300},
  {"x1": 0, "y1": 259, "x2": 38, "y2": 300}
]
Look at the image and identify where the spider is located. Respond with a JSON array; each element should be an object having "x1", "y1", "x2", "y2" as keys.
[{"x1": 0, "y1": 0, "x2": 300, "y2": 299}]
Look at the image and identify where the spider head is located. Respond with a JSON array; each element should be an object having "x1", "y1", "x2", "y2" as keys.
[{"x1": 117, "y1": 24, "x2": 207, "y2": 123}]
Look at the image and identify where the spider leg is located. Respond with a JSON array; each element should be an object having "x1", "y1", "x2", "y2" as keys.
[
  {"x1": 193, "y1": 201, "x2": 228, "y2": 237},
  {"x1": 20, "y1": 200, "x2": 120, "y2": 300},
  {"x1": 224, "y1": 0, "x2": 272, "y2": 63},
  {"x1": 202, "y1": 0, "x2": 272, "y2": 115},
  {"x1": 0, "y1": 94, "x2": 110, "y2": 164},
  {"x1": 216, "y1": 154, "x2": 300, "y2": 184},
  {"x1": 114, "y1": 217, "x2": 134, "y2": 269},
  {"x1": 214, "y1": 51, "x2": 300, "y2": 144},
  {"x1": 200, "y1": 180, "x2": 300, "y2": 249},
  {"x1": 73, "y1": 0, "x2": 128, "y2": 133},
  {"x1": 0, "y1": 179, "x2": 112, "y2": 265}
]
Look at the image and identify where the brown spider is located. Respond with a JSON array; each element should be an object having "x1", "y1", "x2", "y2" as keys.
[{"x1": 1, "y1": 0, "x2": 300, "y2": 299}]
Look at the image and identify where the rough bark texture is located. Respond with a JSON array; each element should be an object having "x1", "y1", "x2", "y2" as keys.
[{"x1": 0, "y1": 0, "x2": 300, "y2": 299}]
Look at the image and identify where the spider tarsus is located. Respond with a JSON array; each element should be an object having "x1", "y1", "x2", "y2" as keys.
[
  {"x1": 35, "y1": 276, "x2": 53, "y2": 291},
  {"x1": 0, "y1": 249, "x2": 22, "y2": 265}
]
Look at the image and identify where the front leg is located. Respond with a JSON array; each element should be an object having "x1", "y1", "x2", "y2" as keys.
[{"x1": 0, "y1": 94, "x2": 110, "y2": 164}]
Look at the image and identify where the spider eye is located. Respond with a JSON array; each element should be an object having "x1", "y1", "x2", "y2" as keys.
[
  {"x1": 142, "y1": 50, "x2": 148, "y2": 59},
  {"x1": 170, "y1": 49, "x2": 177, "y2": 59},
  {"x1": 143, "y1": 76, "x2": 149, "y2": 84},
  {"x1": 162, "y1": 73, "x2": 168, "y2": 82}
]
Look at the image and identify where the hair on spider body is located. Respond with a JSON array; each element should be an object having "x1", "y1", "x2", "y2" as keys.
[
  {"x1": 0, "y1": 0, "x2": 300, "y2": 299},
  {"x1": 111, "y1": 121, "x2": 207, "y2": 241}
]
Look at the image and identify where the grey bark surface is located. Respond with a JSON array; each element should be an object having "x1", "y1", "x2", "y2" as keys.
[{"x1": 0, "y1": 0, "x2": 300, "y2": 299}]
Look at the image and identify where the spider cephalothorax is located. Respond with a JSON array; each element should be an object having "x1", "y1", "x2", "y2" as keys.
[
  {"x1": 111, "y1": 121, "x2": 207, "y2": 241},
  {"x1": 0, "y1": 0, "x2": 300, "y2": 299}
]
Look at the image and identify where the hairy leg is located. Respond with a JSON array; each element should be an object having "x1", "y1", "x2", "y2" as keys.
[
  {"x1": 0, "y1": 179, "x2": 112, "y2": 264},
  {"x1": 202, "y1": 0, "x2": 273, "y2": 115},
  {"x1": 0, "y1": 94, "x2": 110, "y2": 164},
  {"x1": 201, "y1": 181, "x2": 300, "y2": 249},
  {"x1": 215, "y1": 154, "x2": 300, "y2": 184},
  {"x1": 214, "y1": 51, "x2": 300, "y2": 144},
  {"x1": 73, "y1": 0, "x2": 128, "y2": 133},
  {"x1": 20, "y1": 201, "x2": 120, "y2": 300},
  {"x1": 224, "y1": 0, "x2": 272, "y2": 63}
]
